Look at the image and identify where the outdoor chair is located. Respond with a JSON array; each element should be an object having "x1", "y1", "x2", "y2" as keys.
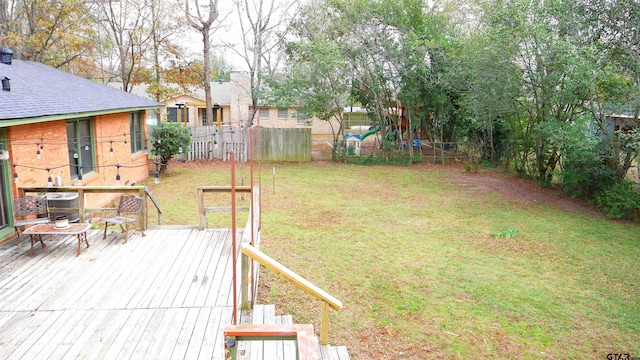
[
  {"x1": 13, "y1": 196, "x2": 50, "y2": 244},
  {"x1": 101, "y1": 194, "x2": 146, "y2": 244}
]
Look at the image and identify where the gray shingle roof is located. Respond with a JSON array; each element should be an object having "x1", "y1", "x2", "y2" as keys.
[
  {"x1": 0, "y1": 60, "x2": 164, "y2": 121},
  {"x1": 109, "y1": 81, "x2": 232, "y2": 105}
]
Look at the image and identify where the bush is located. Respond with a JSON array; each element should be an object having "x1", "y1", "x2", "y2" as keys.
[
  {"x1": 150, "y1": 122, "x2": 192, "y2": 173},
  {"x1": 595, "y1": 181, "x2": 640, "y2": 221}
]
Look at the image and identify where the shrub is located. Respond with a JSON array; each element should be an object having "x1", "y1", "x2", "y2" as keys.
[
  {"x1": 595, "y1": 180, "x2": 640, "y2": 221},
  {"x1": 150, "y1": 122, "x2": 192, "y2": 173}
]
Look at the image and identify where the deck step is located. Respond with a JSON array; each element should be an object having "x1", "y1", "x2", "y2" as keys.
[{"x1": 234, "y1": 304, "x2": 350, "y2": 360}]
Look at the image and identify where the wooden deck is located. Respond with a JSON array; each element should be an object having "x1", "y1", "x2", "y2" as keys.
[{"x1": 0, "y1": 227, "x2": 236, "y2": 359}]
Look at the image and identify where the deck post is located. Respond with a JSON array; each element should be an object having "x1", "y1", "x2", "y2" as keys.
[
  {"x1": 197, "y1": 187, "x2": 205, "y2": 229},
  {"x1": 241, "y1": 251, "x2": 252, "y2": 310},
  {"x1": 320, "y1": 301, "x2": 330, "y2": 345},
  {"x1": 78, "y1": 188, "x2": 86, "y2": 223}
]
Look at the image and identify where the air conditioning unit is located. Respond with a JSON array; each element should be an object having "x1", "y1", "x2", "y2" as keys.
[{"x1": 46, "y1": 192, "x2": 80, "y2": 223}]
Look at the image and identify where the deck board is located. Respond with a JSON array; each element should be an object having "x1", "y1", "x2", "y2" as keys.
[{"x1": 0, "y1": 228, "x2": 240, "y2": 360}]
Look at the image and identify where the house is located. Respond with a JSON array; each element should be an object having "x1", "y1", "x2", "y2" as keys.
[
  {"x1": 121, "y1": 72, "x2": 342, "y2": 141},
  {"x1": 0, "y1": 48, "x2": 164, "y2": 243},
  {"x1": 606, "y1": 114, "x2": 639, "y2": 134}
]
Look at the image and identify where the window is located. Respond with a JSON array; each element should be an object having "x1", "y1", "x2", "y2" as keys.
[
  {"x1": 167, "y1": 107, "x2": 178, "y2": 122},
  {"x1": 296, "y1": 111, "x2": 308, "y2": 125},
  {"x1": 259, "y1": 108, "x2": 270, "y2": 118},
  {"x1": 277, "y1": 108, "x2": 288, "y2": 119},
  {"x1": 200, "y1": 107, "x2": 224, "y2": 125},
  {"x1": 67, "y1": 118, "x2": 94, "y2": 179},
  {"x1": 130, "y1": 112, "x2": 144, "y2": 154},
  {"x1": 167, "y1": 107, "x2": 189, "y2": 123}
]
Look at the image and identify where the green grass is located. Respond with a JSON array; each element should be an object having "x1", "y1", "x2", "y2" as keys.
[{"x1": 141, "y1": 161, "x2": 640, "y2": 359}]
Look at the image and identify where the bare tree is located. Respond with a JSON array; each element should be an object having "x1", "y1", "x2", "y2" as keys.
[
  {"x1": 185, "y1": 0, "x2": 222, "y2": 125},
  {"x1": 97, "y1": 0, "x2": 153, "y2": 92},
  {"x1": 230, "y1": 0, "x2": 296, "y2": 128}
]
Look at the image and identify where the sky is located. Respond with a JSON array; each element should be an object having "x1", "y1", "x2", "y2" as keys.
[{"x1": 183, "y1": 0, "x2": 297, "y2": 71}]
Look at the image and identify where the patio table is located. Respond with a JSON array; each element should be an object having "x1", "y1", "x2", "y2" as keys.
[{"x1": 23, "y1": 223, "x2": 91, "y2": 257}]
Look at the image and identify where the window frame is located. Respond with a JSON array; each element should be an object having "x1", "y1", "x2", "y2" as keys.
[
  {"x1": 277, "y1": 108, "x2": 288, "y2": 119},
  {"x1": 296, "y1": 111, "x2": 308, "y2": 125},
  {"x1": 67, "y1": 118, "x2": 95, "y2": 180},
  {"x1": 130, "y1": 111, "x2": 144, "y2": 154}
]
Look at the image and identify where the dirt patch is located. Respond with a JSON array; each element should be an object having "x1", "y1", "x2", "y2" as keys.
[{"x1": 443, "y1": 164, "x2": 603, "y2": 217}]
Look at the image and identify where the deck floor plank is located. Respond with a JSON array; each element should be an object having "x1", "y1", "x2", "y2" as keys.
[
  {"x1": 0, "y1": 228, "x2": 242, "y2": 360},
  {"x1": 193, "y1": 231, "x2": 227, "y2": 307},
  {"x1": 0, "y1": 226, "x2": 349, "y2": 360},
  {"x1": 74, "y1": 309, "x2": 133, "y2": 359},
  {"x1": 111, "y1": 309, "x2": 159, "y2": 359},
  {"x1": 169, "y1": 230, "x2": 212, "y2": 308},
  {"x1": 0, "y1": 310, "x2": 63, "y2": 360},
  {"x1": 170, "y1": 306, "x2": 202, "y2": 360},
  {"x1": 182, "y1": 307, "x2": 212, "y2": 360},
  {"x1": 27, "y1": 309, "x2": 87, "y2": 360}
]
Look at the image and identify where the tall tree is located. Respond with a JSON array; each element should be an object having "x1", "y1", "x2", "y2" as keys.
[
  {"x1": 230, "y1": 0, "x2": 295, "y2": 128},
  {"x1": 146, "y1": 0, "x2": 185, "y2": 101},
  {"x1": 185, "y1": 0, "x2": 221, "y2": 126},
  {"x1": 97, "y1": 0, "x2": 153, "y2": 92},
  {"x1": 271, "y1": 0, "x2": 353, "y2": 161},
  {"x1": 0, "y1": 0, "x2": 97, "y2": 71}
]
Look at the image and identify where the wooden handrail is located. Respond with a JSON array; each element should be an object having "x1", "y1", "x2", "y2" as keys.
[
  {"x1": 241, "y1": 243, "x2": 343, "y2": 344},
  {"x1": 224, "y1": 324, "x2": 318, "y2": 360},
  {"x1": 144, "y1": 187, "x2": 163, "y2": 225}
]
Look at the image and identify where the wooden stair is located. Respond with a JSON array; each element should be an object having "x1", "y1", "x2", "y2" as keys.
[{"x1": 233, "y1": 304, "x2": 350, "y2": 360}]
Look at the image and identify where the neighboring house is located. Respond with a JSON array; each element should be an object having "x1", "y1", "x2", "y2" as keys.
[
  {"x1": 0, "y1": 49, "x2": 164, "y2": 243},
  {"x1": 606, "y1": 114, "x2": 639, "y2": 134},
  {"x1": 121, "y1": 72, "x2": 343, "y2": 140}
]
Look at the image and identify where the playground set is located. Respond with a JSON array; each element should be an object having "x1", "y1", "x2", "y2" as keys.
[{"x1": 342, "y1": 101, "x2": 422, "y2": 156}]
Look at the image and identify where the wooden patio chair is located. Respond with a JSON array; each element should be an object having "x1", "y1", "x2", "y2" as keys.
[
  {"x1": 13, "y1": 196, "x2": 50, "y2": 245},
  {"x1": 101, "y1": 194, "x2": 146, "y2": 244}
]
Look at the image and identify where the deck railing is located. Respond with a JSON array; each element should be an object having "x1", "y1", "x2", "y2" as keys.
[
  {"x1": 17, "y1": 186, "x2": 162, "y2": 227},
  {"x1": 240, "y1": 243, "x2": 343, "y2": 345},
  {"x1": 196, "y1": 185, "x2": 252, "y2": 230}
]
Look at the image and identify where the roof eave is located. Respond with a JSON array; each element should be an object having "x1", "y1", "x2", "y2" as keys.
[{"x1": 0, "y1": 106, "x2": 164, "y2": 128}]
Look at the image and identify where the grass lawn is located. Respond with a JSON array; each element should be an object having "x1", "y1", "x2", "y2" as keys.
[{"x1": 140, "y1": 160, "x2": 639, "y2": 359}]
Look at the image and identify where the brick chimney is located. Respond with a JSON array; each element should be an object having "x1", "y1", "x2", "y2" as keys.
[{"x1": 0, "y1": 48, "x2": 13, "y2": 65}]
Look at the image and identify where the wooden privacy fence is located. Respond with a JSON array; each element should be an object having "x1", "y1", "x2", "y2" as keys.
[
  {"x1": 256, "y1": 127, "x2": 311, "y2": 162},
  {"x1": 186, "y1": 125, "x2": 250, "y2": 162},
  {"x1": 180, "y1": 126, "x2": 312, "y2": 162}
]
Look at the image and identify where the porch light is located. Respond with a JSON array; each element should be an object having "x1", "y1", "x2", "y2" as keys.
[
  {"x1": 154, "y1": 170, "x2": 160, "y2": 184},
  {"x1": 115, "y1": 164, "x2": 121, "y2": 186},
  {"x1": 0, "y1": 149, "x2": 9, "y2": 160},
  {"x1": 12, "y1": 164, "x2": 18, "y2": 183},
  {"x1": 36, "y1": 149, "x2": 41, "y2": 159},
  {"x1": 73, "y1": 150, "x2": 78, "y2": 159},
  {"x1": 46, "y1": 168, "x2": 52, "y2": 187},
  {"x1": 109, "y1": 140, "x2": 114, "y2": 157}
]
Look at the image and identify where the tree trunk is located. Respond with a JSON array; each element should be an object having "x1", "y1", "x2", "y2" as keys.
[{"x1": 203, "y1": 28, "x2": 213, "y2": 126}]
